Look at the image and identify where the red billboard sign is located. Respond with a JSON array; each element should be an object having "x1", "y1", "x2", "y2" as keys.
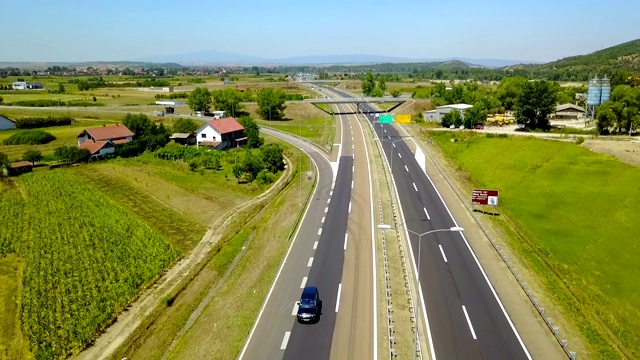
[{"x1": 472, "y1": 189, "x2": 499, "y2": 206}]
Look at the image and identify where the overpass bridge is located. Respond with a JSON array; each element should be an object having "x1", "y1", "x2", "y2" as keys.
[{"x1": 302, "y1": 96, "x2": 412, "y2": 104}]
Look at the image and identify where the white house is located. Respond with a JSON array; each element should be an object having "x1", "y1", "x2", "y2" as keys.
[
  {"x1": 423, "y1": 104, "x2": 473, "y2": 122},
  {"x1": 211, "y1": 110, "x2": 227, "y2": 119},
  {"x1": 0, "y1": 115, "x2": 15, "y2": 130},
  {"x1": 196, "y1": 117, "x2": 246, "y2": 150},
  {"x1": 12, "y1": 81, "x2": 28, "y2": 90}
]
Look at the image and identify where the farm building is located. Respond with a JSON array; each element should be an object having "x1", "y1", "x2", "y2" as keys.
[
  {"x1": 77, "y1": 124, "x2": 134, "y2": 146},
  {"x1": 169, "y1": 133, "x2": 196, "y2": 145},
  {"x1": 155, "y1": 100, "x2": 184, "y2": 115},
  {"x1": 12, "y1": 81, "x2": 43, "y2": 90},
  {"x1": 196, "y1": 117, "x2": 247, "y2": 150},
  {"x1": 554, "y1": 103, "x2": 585, "y2": 120},
  {"x1": 9, "y1": 161, "x2": 33, "y2": 176},
  {"x1": 423, "y1": 104, "x2": 473, "y2": 122},
  {"x1": 0, "y1": 115, "x2": 15, "y2": 130},
  {"x1": 79, "y1": 140, "x2": 117, "y2": 159}
]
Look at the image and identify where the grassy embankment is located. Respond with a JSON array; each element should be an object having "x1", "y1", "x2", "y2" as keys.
[{"x1": 424, "y1": 130, "x2": 640, "y2": 359}]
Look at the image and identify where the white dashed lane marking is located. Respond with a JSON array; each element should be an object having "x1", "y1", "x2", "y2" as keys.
[
  {"x1": 423, "y1": 207, "x2": 431, "y2": 220},
  {"x1": 439, "y1": 245, "x2": 448, "y2": 262},
  {"x1": 405, "y1": 165, "x2": 409, "y2": 172},
  {"x1": 344, "y1": 233, "x2": 348, "y2": 250},
  {"x1": 300, "y1": 277, "x2": 308, "y2": 288},
  {"x1": 317, "y1": 228, "x2": 322, "y2": 235},
  {"x1": 413, "y1": 183, "x2": 418, "y2": 192},
  {"x1": 308, "y1": 257, "x2": 314, "y2": 267},
  {"x1": 281, "y1": 331, "x2": 291, "y2": 349},
  {"x1": 462, "y1": 306, "x2": 477, "y2": 340},
  {"x1": 313, "y1": 241, "x2": 318, "y2": 250}
]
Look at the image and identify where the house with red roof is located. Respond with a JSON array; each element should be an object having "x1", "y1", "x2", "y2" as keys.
[
  {"x1": 77, "y1": 124, "x2": 134, "y2": 158},
  {"x1": 195, "y1": 117, "x2": 247, "y2": 150}
]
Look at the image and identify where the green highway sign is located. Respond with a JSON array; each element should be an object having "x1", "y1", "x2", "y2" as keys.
[{"x1": 379, "y1": 114, "x2": 393, "y2": 124}]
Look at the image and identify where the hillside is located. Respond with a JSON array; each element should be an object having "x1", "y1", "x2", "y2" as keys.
[{"x1": 503, "y1": 39, "x2": 640, "y2": 81}]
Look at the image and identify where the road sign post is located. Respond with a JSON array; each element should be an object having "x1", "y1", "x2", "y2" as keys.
[
  {"x1": 379, "y1": 114, "x2": 393, "y2": 124},
  {"x1": 472, "y1": 189, "x2": 499, "y2": 215}
]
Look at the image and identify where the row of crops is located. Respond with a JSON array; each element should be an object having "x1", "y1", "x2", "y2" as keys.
[{"x1": 0, "y1": 171, "x2": 181, "y2": 359}]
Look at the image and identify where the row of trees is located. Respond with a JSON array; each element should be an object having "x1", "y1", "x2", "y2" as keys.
[{"x1": 187, "y1": 87, "x2": 288, "y2": 120}]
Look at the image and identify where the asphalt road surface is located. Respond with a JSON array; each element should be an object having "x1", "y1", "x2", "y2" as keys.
[
  {"x1": 240, "y1": 100, "x2": 375, "y2": 360},
  {"x1": 328, "y1": 87, "x2": 532, "y2": 360}
]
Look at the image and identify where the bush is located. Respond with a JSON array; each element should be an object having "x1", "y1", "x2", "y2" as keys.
[
  {"x1": 54, "y1": 146, "x2": 90, "y2": 163},
  {"x1": 3, "y1": 130, "x2": 56, "y2": 145},
  {"x1": 575, "y1": 136, "x2": 585, "y2": 145},
  {"x1": 14, "y1": 116, "x2": 74, "y2": 129},
  {"x1": 256, "y1": 170, "x2": 276, "y2": 185}
]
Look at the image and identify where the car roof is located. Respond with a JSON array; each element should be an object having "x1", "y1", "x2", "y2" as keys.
[{"x1": 301, "y1": 286, "x2": 318, "y2": 297}]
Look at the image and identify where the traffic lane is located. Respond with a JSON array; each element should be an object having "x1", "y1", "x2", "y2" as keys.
[
  {"x1": 392, "y1": 131, "x2": 531, "y2": 359},
  {"x1": 329, "y1": 111, "x2": 375, "y2": 360},
  {"x1": 336, "y1": 105, "x2": 354, "y2": 157},
  {"x1": 390, "y1": 154, "x2": 484, "y2": 358},
  {"x1": 284, "y1": 156, "x2": 353, "y2": 360},
  {"x1": 240, "y1": 132, "x2": 333, "y2": 360}
]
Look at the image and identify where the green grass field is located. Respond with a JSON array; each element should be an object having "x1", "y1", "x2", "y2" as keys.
[
  {"x1": 427, "y1": 131, "x2": 640, "y2": 358},
  {"x1": 256, "y1": 117, "x2": 335, "y2": 152}
]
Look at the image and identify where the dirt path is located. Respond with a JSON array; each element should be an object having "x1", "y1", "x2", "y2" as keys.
[{"x1": 74, "y1": 158, "x2": 293, "y2": 360}]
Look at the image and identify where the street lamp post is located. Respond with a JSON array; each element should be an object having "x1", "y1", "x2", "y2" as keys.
[{"x1": 378, "y1": 224, "x2": 464, "y2": 360}]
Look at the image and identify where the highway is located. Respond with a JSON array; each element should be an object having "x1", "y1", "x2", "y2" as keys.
[
  {"x1": 240, "y1": 100, "x2": 376, "y2": 359},
  {"x1": 328, "y1": 87, "x2": 532, "y2": 359}
]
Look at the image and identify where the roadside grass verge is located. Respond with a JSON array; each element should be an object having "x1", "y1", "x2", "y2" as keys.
[
  {"x1": 256, "y1": 116, "x2": 335, "y2": 152},
  {"x1": 315, "y1": 103, "x2": 334, "y2": 114},
  {"x1": 377, "y1": 102, "x2": 399, "y2": 111},
  {"x1": 0, "y1": 255, "x2": 30, "y2": 360},
  {"x1": 424, "y1": 130, "x2": 640, "y2": 359}
]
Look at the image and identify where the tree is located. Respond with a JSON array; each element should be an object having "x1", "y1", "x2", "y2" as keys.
[
  {"x1": 58, "y1": 83, "x2": 65, "y2": 93},
  {"x1": 187, "y1": 87, "x2": 212, "y2": 113},
  {"x1": 514, "y1": 80, "x2": 558, "y2": 130},
  {"x1": 237, "y1": 116, "x2": 264, "y2": 148},
  {"x1": 596, "y1": 86, "x2": 640, "y2": 134},
  {"x1": 123, "y1": 113, "x2": 153, "y2": 137},
  {"x1": 371, "y1": 87, "x2": 384, "y2": 97},
  {"x1": 362, "y1": 73, "x2": 376, "y2": 96},
  {"x1": 378, "y1": 78, "x2": 387, "y2": 93},
  {"x1": 212, "y1": 88, "x2": 244, "y2": 116},
  {"x1": 497, "y1": 76, "x2": 528, "y2": 110},
  {"x1": 390, "y1": 89, "x2": 401, "y2": 97},
  {"x1": 463, "y1": 106, "x2": 487, "y2": 128},
  {"x1": 441, "y1": 110, "x2": 463, "y2": 128},
  {"x1": 54, "y1": 146, "x2": 90, "y2": 163},
  {"x1": 256, "y1": 88, "x2": 287, "y2": 120},
  {"x1": 23, "y1": 149, "x2": 43, "y2": 165},
  {"x1": 0, "y1": 96, "x2": 3, "y2": 104},
  {"x1": 172, "y1": 118, "x2": 200, "y2": 134},
  {"x1": 260, "y1": 143, "x2": 284, "y2": 173}
]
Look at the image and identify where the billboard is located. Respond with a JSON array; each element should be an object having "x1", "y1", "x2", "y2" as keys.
[
  {"x1": 396, "y1": 114, "x2": 411, "y2": 124},
  {"x1": 472, "y1": 189, "x2": 499, "y2": 206}
]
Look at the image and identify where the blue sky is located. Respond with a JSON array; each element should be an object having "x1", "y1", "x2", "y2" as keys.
[{"x1": 2, "y1": 0, "x2": 638, "y2": 63}]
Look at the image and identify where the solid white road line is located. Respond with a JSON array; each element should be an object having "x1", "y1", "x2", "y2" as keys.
[
  {"x1": 321, "y1": 216, "x2": 325, "y2": 223},
  {"x1": 281, "y1": 331, "x2": 291, "y2": 350},
  {"x1": 423, "y1": 207, "x2": 430, "y2": 220},
  {"x1": 405, "y1": 165, "x2": 409, "y2": 172},
  {"x1": 308, "y1": 257, "x2": 314, "y2": 267},
  {"x1": 439, "y1": 245, "x2": 448, "y2": 262},
  {"x1": 313, "y1": 241, "x2": 318, "y2": 250},
  {"x1": 324, "y1": 207, "x2": 328, "y2": 213},
  {"x1": 335, "y1": 283, "x2": 342, "y2": 312},
  {"x1": 300, "y1": 277, "x2": 308, "y2": 289},
  {"x1": 317, "y1": 228, "x2": 322, "y2": 235},
  {"x1": 413, "y1": 182, "x2": 418, "y2": 192},
  {"x1": 292, "y1": 303, "x2": 299, "y2": 316},
  {"x1": 344, "y1": 233, "x2": 348, "y2": 250},
  {"x1": 462, "y1": 306, "x2": 477, "y2": 340}
]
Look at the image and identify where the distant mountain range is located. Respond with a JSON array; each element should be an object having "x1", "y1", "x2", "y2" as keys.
[{"x1": 135, "y1": 51, "x2": 534, "y2": 68}]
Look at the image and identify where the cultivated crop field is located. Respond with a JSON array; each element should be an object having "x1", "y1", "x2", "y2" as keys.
[
  {"x1": 426, "y1": 131, "x2": 640, "y2": 358},
  {"x1": 0, "y1": 171, "x2": 181, "y2": 359}
]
